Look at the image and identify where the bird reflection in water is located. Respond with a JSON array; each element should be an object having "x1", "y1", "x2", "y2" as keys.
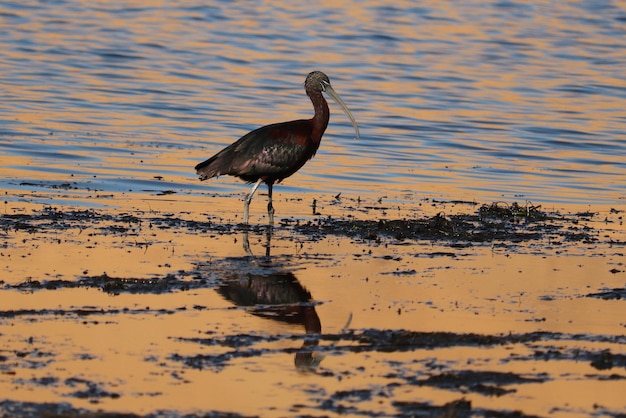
[{"x1": 216, "y1": 230, "x2": 350, "y2": 371}]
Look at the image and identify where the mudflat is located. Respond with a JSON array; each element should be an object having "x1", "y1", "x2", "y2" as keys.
[{"x1": 1, "y1": 195, "x2": 624, "y2": 417}]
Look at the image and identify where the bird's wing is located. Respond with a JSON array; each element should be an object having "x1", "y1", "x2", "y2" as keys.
[{"x1": 227, "y1": 121, "x2": 310, "y2": 178}]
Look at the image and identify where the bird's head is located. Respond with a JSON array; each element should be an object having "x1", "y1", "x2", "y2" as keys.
[
  {"x1": 305, "y1": 71, "x2": 360, "y2": 139},
  {"x1": 305, "y1": 70, "x2": 331, "y2": 93}
]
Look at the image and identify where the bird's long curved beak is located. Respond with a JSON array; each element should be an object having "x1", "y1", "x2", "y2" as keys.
[{"x1": 324, "y1": 84, "x2": 360, "y2": 139}]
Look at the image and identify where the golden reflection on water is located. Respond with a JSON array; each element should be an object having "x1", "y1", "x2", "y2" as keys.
[
  {"x1": 1, "y1": 0, "x2": 626, "y2": 415},
  {"x1": 2, "y1": 197, "x2": 625, "y2": 415},
  {"x1": 2, "y1": 0, "x2": 625, "y2": 204}
]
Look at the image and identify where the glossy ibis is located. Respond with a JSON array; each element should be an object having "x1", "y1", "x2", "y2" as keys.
[{"x1": 195, "y1": 70, "x2": 360, "y2": 224}]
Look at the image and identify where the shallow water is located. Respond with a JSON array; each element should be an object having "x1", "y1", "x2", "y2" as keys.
[
  {"x1": 0, "y1": 200, "x2": 625, "y2": 417},
  {"x1": 1, "y1": 1, "x2": 626, "y2": 417},
  {"x1": 1, "y1": 0, "x2": 625, "y2": 209}
]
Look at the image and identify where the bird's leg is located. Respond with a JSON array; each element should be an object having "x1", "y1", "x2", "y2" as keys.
[
  {"x1": 244, "y1": 179, "x2": 263, "y2": 224},
  {"x1": 267, "y1": 182, "x2": 275, "y2": 225},
  {"x1": 242, "y1": 230, "x2": 252, "y2": 256},
  {"x1": 264, "y1": 226, "x2": 272, "y2": 257}
]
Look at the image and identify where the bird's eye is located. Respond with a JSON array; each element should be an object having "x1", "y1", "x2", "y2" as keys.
[{"x1": 320, "y1": 80, "x2": 329, "y2": 91}]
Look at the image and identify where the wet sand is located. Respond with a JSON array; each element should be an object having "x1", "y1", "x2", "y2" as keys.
[{"x1": 1, "y1": 192, "x2": 624, "y2": 417}]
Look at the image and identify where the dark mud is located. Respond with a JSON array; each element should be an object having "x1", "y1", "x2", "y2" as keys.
[
  {"x1": 3, "y1": 323, "x2": 626, "y2": 417},
  {"x1": 1, "y1": 200, "x2": 620, "y2": 246}
]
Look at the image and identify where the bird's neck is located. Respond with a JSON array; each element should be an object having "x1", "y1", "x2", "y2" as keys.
[{"x1": 310, "y1": 91, "x2": 329, "y2": 143}]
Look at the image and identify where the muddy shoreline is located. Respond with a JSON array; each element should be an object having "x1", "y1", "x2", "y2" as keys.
[{"x1": 1, "y1": 201, "x2": 625, "y2": 417}]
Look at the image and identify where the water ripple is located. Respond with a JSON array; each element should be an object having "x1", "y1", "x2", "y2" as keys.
[{"x1": 0, "y1": 0, "x2": 624, "y2": 206}]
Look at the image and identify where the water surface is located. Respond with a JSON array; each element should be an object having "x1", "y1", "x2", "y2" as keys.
[
  {"x1": 1, "y1": 0, "x2": 625, "y2": 210},
  {"x1": 1, "y1": 1, "x2": 625, "y2": 417}
]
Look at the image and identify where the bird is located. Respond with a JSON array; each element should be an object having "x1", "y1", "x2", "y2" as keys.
[{"x1": 195, "y1": 70, "x2": 360, "y2": 224}]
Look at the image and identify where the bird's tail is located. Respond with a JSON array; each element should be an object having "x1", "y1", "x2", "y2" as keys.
[{"x1": 195, "y1": 156, "x2": 220, "y2": 181}]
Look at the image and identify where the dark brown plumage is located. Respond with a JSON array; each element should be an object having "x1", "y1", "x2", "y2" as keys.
[{"x1": 195, "y1": 71, "x2": 359, "y2": 224}]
